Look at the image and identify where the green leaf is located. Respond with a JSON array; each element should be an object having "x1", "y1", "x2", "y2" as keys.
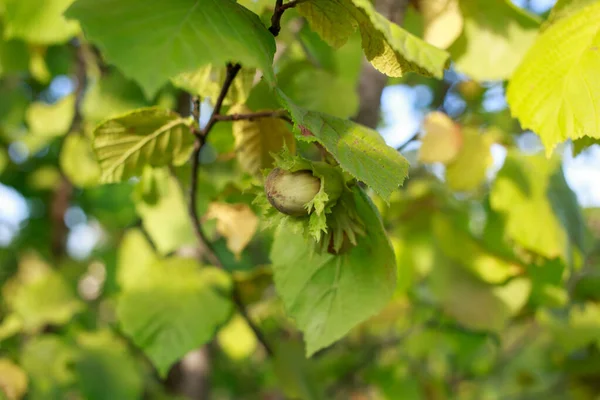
[
  {"x1": 26, "y1": 94, "x2": 75, "y2": 137},
  {"x1": 81, "y1": 71, "x2": 150, "y2": 124},
  {"x1": 0, "y1": 22, "x2": 29, "y2": 76},
  {"x1": 490, "y1": 152, "x2": 587, "y2": 263},
  {"x1": 270, "y1": 187, "x2": 396, "y2": 355},
  {"x1": 172, "y1": 65, "x2": 255, "y2": 106},
  {"x1": 433, "y1": 214, "x2": 521, "y2": 284},
  {"x1": 134, "y1": 168, "x2": 196, "y2": 255},
  {"x1": 117, "y1": 228, "x2": 158, "y2": 291},
  {"x1": 93, "y1": 107, "x2": 195, "y2": 183},
  {"x1": 431, "y1": 261, "x2": 531, "y2": 332},
  {"x1": 3, "y1": 254, "x2": 83, "y2": 333},
  {"x1": 543, "y1": 0, "x2": 598, "y2": 28},
  {"x1": 117, "y1": 257, "x2": 232, "y2": 376},
  {"x1": 67, "y1": 0, "x2": 276, "y2": 97},
  {"x1": 298, "y1": 0, "x2": 450, "y2": 78},
  {"x1": 448, "y1": 0, "x2": 540, "y2": 81},
  {"x1": 573, "y1": 135, "x2": 600, "y2": 156},
  {"x1": 278, "y1": 63, "x2": 359, "y2": 119},
  {"x1": 3, "y1": 0, "x2": 79, "y2": 44},
  {"x1": 507, "y1": 2, "x2": 600, "y2": 153},
  {"x1": 445, "y1": 128, "x2": 493, "y2": 192},
  {"x1": 230, "y1": 105, "x2": 295, "y2": 176},
  {"x1": 539, "y1": 302, "x2": 600, "y2": 352},
  {"x1": 279, "y1": 90, "x2": 409, "y2": 201},
  {"x1": 273, "y1": 339, "x2": 325, "y2": 399},
  {"x1": 59, "y1": 134, "x2": 101, "y2": 187},
  {"x1": 75, "y1": 330, "x2": 144, "y2": 400},
  {"x1": 20, "y1": 335, "x2": 77, "y2": 400}
]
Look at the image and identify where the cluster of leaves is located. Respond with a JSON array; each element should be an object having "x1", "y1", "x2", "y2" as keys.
[{"x1": 1, "y1": 0, "x2": 600, "y2": 399}]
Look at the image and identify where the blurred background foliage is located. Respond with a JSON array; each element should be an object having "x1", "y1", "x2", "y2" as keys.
[{"x1": 1, "y1": 0, "x2": 600, "y2": 399}]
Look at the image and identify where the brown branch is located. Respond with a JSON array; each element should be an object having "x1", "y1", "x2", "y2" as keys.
[
  {"x1": 269, "y1": 0, "x2": 309, "y2": 36},
  {"x1": 214, "y1": 109, "x2": 292, "y2": 124},
  {"x1": 185, "y1": 0, "x2": 304, "y2": 361}
]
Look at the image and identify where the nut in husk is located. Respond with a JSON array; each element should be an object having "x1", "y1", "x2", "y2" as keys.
[{"x1": 265, "y1": 168, "x2": 321, "y2": 217}]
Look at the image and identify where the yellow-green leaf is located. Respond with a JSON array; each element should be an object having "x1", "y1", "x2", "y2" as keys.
[
  {"x1": 420, "y1": 0, "x2": 463, "y2": 49},
  {"x1": 204, "y1": 202, "x2": 258, "y2": 260},
  {"x1": 445, "y1": 128, "x2": 493, "y2": 191},
  {"x1": 231, "y1": 104, "x2": 295, "y2": 176},
  {"x1": 93, "y1": 107, "x2": 195, "y2": 183},
  {"x1": 26, "y1": 94, "x2": 75, "y2": 137},
  {"x1": 449, "y1": 0, "x2": 540, "y2": 81},
  {"x1": 418, "y1": 111, "x2": 463, "y2": 164},
  {"x1": 0, "y1": 359, "x2": 28, "y2": 400},
  {"x1": 507, "y1": 2, "x2": 600, "y2": 153},
  {"x1": 59, "y1": 134, "x2": 101, "y2": 187}
]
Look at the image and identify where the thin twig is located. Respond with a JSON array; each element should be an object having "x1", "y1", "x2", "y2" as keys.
[
  {"x1": 185, "y1": 0, "x2": 304, "y2": 360},
  {"x1": 269, "y1": 0, "x2": 309, "y2": 36},
  {"x1": 215, "y1": 109, "x2": 292, "y2": 124}
]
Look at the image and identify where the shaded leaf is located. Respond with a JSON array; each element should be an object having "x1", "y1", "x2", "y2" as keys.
[
  {"x1": 81, "y1": 71, "x2": 150, "y2": 124},
  {"x1": 93, "y1": 107, "x2": 195, "y2": 183},
  {"x1": 67, "y1": 0, "x2": 276, "y2": 97},
  {"x1": 134, "y1": 168, "x2": 196, "y2": 255},
  {"x1": 445, "y1": 128, "x2": 493, "y2": 192},
  {"x1": 507, "y1": 2, "x2": 600, "y2": 153},
  {"x1": 75, "y1": 330, "x2": 144, "y2": 400},
  {"x1": 490, "y1": 152, "x2": 587, "y2": 262},
  {"x1": 270, "y1": 187, "x2": 396, "y2": 355},
  {"x1": 117, "y1": 257, "x2": 232, "y2": 376}
]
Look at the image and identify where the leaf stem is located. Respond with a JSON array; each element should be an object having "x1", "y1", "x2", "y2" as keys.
[{"x1": 269, "y1": 0, "x2": 309, "y2": 36}]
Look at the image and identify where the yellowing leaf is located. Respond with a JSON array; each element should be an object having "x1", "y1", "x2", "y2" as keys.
[
  {"x1": 420, "y1": 0, "x2": 463, "y2": 49},
  {"x1": 26, "y1": 94, "x2": 75, "y2": 137},
  {"x1": 205, "y1": 202, "x2": 258, "y2": 260},
  {"x1": 93, "y1": 107, "x2": 195, "y2": 183},
  {"x1": 445, "y1": 128, "x2": 493, "y2": 191},
  {"x1": 449, "y1": 0, "x2": 540, "y2": 81},
  {"x1": 0, "y1": 359, "x2": 28, "y2": 400},
  {"x1": 59, "y1": 134, "x2": 101, "y2": 188},
  {"x1": 217, "y1": 314, "x2": 257, "y2": 360},
  {"x1": 507, "y1": 2, "x2": 600, "y2": 153},
  {"x1": 231, "y1": 105, "x2": 295, "y2": 176},
  {"x1": 298, "y1": 0, "x2": 450, "y2": 78},
  {"x1": 172, "y1": 65, "x2": 255, "y2": 106},
  {"x1": 418, "y1": 111, "x2": 463, "y2": 164}
]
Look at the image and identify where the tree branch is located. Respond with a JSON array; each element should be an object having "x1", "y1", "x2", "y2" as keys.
[
  {"x1": 269, "y1": 0, "x2": 309, "y2": 36},
  {"x1": 185, "y1": 0, "x2": 304, "y2": 358},
  {"x1": 214, "y1": 109, "x2": 292, "y2": 124}
]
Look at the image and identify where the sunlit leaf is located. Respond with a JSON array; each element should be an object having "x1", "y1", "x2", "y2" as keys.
[
  {"x1": 449, "y1": 0, "x2": 540, "y2": 80},
  {"x1": 507, "y1": 2, "x2": 600, "y2": 153},
  {"x1": 418, "y1": 111, "x2": 463, "y2": 164},
  {"x1": 205, "y1": 202, "x2": 258, "y2": 260},
  {"x1": 59, "y1": 134, "x2": 101, "y2": 188},
  {"x1": 420, "y1": 0, "x2": 463, "y2": 49},
  {"x1": 271, "y1": 187, "x2": 396, "y2": 355},
  {"x1": 279, "y1": 90, "x2": 409, "y2": 201},
  {"x1": 25, "y1": 94, "x2": 75, "y2": 137},
  {"x1": 445, "y1": 128, "x2": 493, "y2": 192},
  {"x1": 0, "y1": 359, "x2": 27, "y2": 400},
  {"x1": 93, "y1": 107, "x2": 195, "y2": 183},
  {"x1": 298, "y1": 0, "x2": 450, "y2": 78},
  {"x1": 117, "y1": 257, "x2": 232, "y2": 376},
  {"x1": 3, "y1": 0, "x2": 79, "y2": 44},
  {"x1": 217, "y1": 314, "x2": 257, "y2": 360}
]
